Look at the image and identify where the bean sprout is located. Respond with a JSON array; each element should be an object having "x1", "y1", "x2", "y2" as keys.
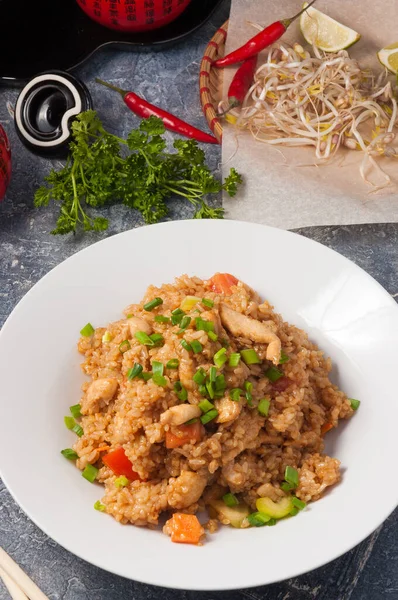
[{"x1": 229, "y1": 43, "x2": 398, "y2": 188}]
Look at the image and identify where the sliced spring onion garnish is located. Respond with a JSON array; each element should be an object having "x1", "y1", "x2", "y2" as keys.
[
  {"x1": 82, "y1": 464, "x2": 98, "y2": 483},
  {"x1": 94, "y1": 500, "x2": 106, "y2": 512},
  {"x1": 202, "y1": 298, "x2": 214, "y2": 308},
  {"x1": 279, "y1": 350, "x2": 290, "y2": 364},
  {"x1": 258, "y1": 398, "x2": 270, "y2": 417},
  {"x1": 284, "y1": 466, "x2": 299, "y2": 488},
  {"x1": 80, "y1": 322, "x2": 95, "y2": 337},
  {"x1": 119, "y1": 340, "x2": 131, "y2": 353},
  {"x1": 228, "y1": 352, "x2": 241, "y2": 367},
  {"x1": 230, "y1": 388, "x2": 243, "y2": 402},
  {"x1": 209, "y1": 366, "x2": 217, "y2": 383},
  {"x1": 180, "y1": 339, "x2": 192, "y2": 352},
  {"x1": 214, "y1": 347, "x2": 227, "y2": 368},
  {"x1": 292, "y1": 497, "x2": 306, "y2": 510},
  {"x1": 102, "y1": 331, "x2": 113, "y2": 343},
  {"x1": 245, "y1": 381, "x2": 253, "y2": 393},
  {"x1": 349, "y1": 398, "x2": 361, "y2": 410},
  {"x1": 200, "y1": 409, "x2": 218, "y2": 424},
  {"x1": 221, "y1": 338, "x2": 230, "y2": 348},
  {"x1": 61, "y1": 448, "x2": 78, "y2": 460},
  {"x1": 198, "y1": 399, "x2": 214, "y2": 413},
  {"x1": 247, "y1": 512, "x2": 271, "y2": 527},
  {"x1": 152, "y1": 361, "x2": 164, "y2": 376},
  {"x1": 241, "y1": 349, "x2": 261, "y2": 365},
  {"x1": 141, "y1": 372, "x2": 152, "y2": 381},
  {"x1": 208, "y1": 331, "x2": 218, "y2": 342},
  {"x1": 266, "y1": 518, "x2": 277, "y2": 526},
  {"x1": 152, "y1": 374, "x2": 167, "y2": 387},
  {"x1": 179, "y1": 316, "x2": 191, "y2": 330},
  {"x1": 289, "y1": 507, "x2": 299, "y2": 517},
  {"x1": 154, "y1": 315, "x2": 170, "y2": 324},
  {"x1": 127, "y1": 363, "x2": 143, "y2": 380},
  {"x1": 174, "y1": 381, "x2": 188, "y2": 402},
  {"x1": 149, "y1": 333, "x2": 164, "y2": 347},
  {"x1": 193, "y1": 368, "x2": 206, "y2": 385},
  {"x1": 191, "y1": 340, "x2": 203, "y2": 354},
  {"x1": 281, "y1": 482, "x2": 294, "y2": 493},
  {"x1": 215, "y1": 374, "x2": 226, "y2": 392},
  {"x1": 195, "y1": 317, "x2": 215, "y2": 333},
  {"x1": 171, "y1": 312, "x2": 185, "y2": 326},
  {"x1": 222, "y1": 492, "x2": 239, "y2": 507},
  {"x1": 166, "y1": 358, "x2": 179, "y2": 369},
  {"x1": 143, "y1": 297, "x2": 163, "y2": 312},
  {"x1": 185, "y1": 417, "x2": 199, "y2": 425},
  {"x1": 206, "y1": 381, "x2": 215, "y2": 400},
  {"x1": 265, "y1": 366, "x2": 283, "y2": 382},
  {"x1": 114, "y1": 475, "x2": 129, "y2": 488},
  {"x1": 73, "y1": 424, "x2": 84, "y2": 437},
  {"x1": 64, "y1": 416, "x2": 75, "y2": 430},
  {"x1": 172, "y1": 308, "x2": 184, "y2": 315},
  {"x1": 70, "y1": 404, "x2": 82, "y2": 419},
  {"x1": 198, "y1": 384, "x2": 208, "y2": 397},
  {"x1": 126, "y1": 314, "x2": 133, "y2": 319}
]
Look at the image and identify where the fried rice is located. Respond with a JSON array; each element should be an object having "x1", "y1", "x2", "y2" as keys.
[{"x1": 68, "y1": 274, "x2": 355, "y2": 543}]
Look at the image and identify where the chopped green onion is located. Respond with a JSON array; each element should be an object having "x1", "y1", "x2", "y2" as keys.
[
  {"x1": 209, "y1": 366, "x2": 217, "y2": 383},
  {"x1": 200, "y1": 409, "x2": 218, "y2": 424},
  {"x1": 215, "y1": 374, "x2": 226, "y2": 392},
  {"x1": 208, "y1": 331, "x2": 218, "y2": 342},
  {"x1": 172, "y1": 308, "x2": 184, "y2": 315},
  {"x1": 245, "y1": 381, "x2": 253, "y2": 393},
  {"x1": 72, "y1": 424, "x2": 84, "y2": 437},
  {"x1": 70, "y1": 404, "x2": 82, "y2": 419},
  {"x1": 202, "y1": 298, "x2": 214, "y2": 308},
  {"x1": 214, "y1": 347, "x2": 227, "y2": 368},
  {"x1": 195, "y1": 317, "x2": 215, "y2": 333},
  {"x1": 198, "y1": 384, "x2": 208, "y2": 397},
  {"x1": 244, "y1": 381, "x2": 253, "y2": 406},
  {"x1": 152, "y1": 374, "x2": 167, "y2": 387},
  {"x1": 152, "y1": 361, "x2": 164, "y2": 376},
  {"x1": 94, "y1": 500, "x2": 106, "y2": 512},
  {"x1": 174, "y1": 381, "x2": 188, "y2": 402},
  {"x1": 180, "y1": 339, "x2": 192, "y2": 352},
  {"x1": 119, "y1": 340, "x2": 131, "y2": 353},
  {"x1": 149, "y1": 333, "x2": 164, "y2": 347},
  {"x1": 241, "y1": 349, "x2": 261, "y2": 365},
  {"x1": 143, "y1": 297, "x2": 163, "y2": 312},
  {"x1": 266, "y1": 518, "x2": 277, "y2": 526},
  {"x1": 179, "y1": 316, "x2": 191, "y2": 330},
  {"x1": 279, "y1": 350, "x2": 290, "y2": 364},
  {"x1": 222, "y1": 493, "x2": 239, "y2": 507},
  {"x1": 206, "y1": 381, "x2": 215, "y2": 400},
  {"x1": 221, "y1": 338, "x2": 230, "y2": 348},
  {"x1": 141, "y1": 372, "x2": 152, "y2": 381},
  {"x1": 80, "y1": 322, "x2": 95, "y2": 337},
  {"x1": 193, "y1": 368, "x2": 206, "y2": 385},
  {"x1": 154, "y1": 315, "x2": 170, "y2": 324},
  {"x1": 265, "y1": 366, "x2": 283, "y2": 382},
  {"x1": 198, "y1": 399, "x2": 214, "y2": 413},
  {"x1": 114, "y1": 475, "x2": 129, "y2": 488},
  {"x1": 185, "y1": 418, "x2": 199, "y2": 425},
  {"x1": 247, "y1": 512, "x2": 271, "y2": 527},
  {"x1": 285, "y1": 466, "x2": 299, "y2": 488},
  {"x1": 214, "y1": 390, "x2": 224, "y2": 399},
  {"x1": 61, "y1": 448, "x2": 78, "y2": 460},
  {"x1": 166, "y1": 358, "x2": 179, "y2": 369},
  {"x1": 289, "y1": 507, "x2": 299, "y2": 517},
  {"x1": 281, "y1": 482, "x2": 294, "y2": 493},
  {"x1": 82, "y1": 464, "x2": 98, "y2": 483},
  {"x1": 191, "y1": 340, "x2": 203, "y2": 354},
  {"x1": 349, "y1": 398, "x2": 361, "y2": 410},
  {"x1": 230, "y1": 388, "x2": 243, "y2": 402},
  {"x1": 292, "y1": 497, "x2": 306, "y2": 510},
  {"x1": 64, "y1": 416, "x2": 75, "y2": 430},
  {"x1": 228, "y1": 352, "x2": 241, "y2": 367},
  {"x1": 127, "y1": 363, "x2": 143, "y2": 380},
  {"x1": 126, "y1": 314, "x2": 133, "y2": 319},
  {"x1": 171, "y1": 313, "x2": 184, "y2": 326},
  {"x1": 135, "y1": 331, "x2": 154, "y2": 346},
  {"x1": 258, "y1": 398, "x2": 270, "y2": 417},
  {"x1": 102, "y1": 331, "x2": 113, "y2": 343}
]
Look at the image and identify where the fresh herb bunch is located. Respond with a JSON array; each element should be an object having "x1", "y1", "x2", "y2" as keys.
[{"x1": 34, "y1": 111, "x2": 242, "y2": 235}]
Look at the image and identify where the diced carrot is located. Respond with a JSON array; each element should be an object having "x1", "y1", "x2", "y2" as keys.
[
  {"x1": 102, "y1": 447, "x2": 141, "y2": 480},
  {"x1": 168, "y1": 513, "x2": 205, "y2": 545},
  {"x1": 165, "y1": 422, "x2": 204, "y2": 449},
  {"x1": 321, "y1": 422, "x2": 334, "y2": 435},
  {"x1": 207, "y1": 273, "x2": 239, "y2": 295}
]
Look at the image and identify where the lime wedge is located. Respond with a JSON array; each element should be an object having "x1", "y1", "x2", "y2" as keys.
[
  {"x1": 300, "y1": 3, "x2": 361, "y2": 52},
  {"x1": 377, "y1": 43, "x2": 398, "y2": 74}
]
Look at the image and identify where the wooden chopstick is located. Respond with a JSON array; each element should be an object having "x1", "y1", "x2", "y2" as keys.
[
  {"x1": 0, "y1": 566, "x2": 29, "y2": 600},
  {"x1": 0, "y1": 548, "x2": 49, "y2": 600}
]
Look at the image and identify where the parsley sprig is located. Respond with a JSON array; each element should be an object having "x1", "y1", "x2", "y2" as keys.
[{"x1": 34, "y1": 111, "x2": 242, "y2": 235}]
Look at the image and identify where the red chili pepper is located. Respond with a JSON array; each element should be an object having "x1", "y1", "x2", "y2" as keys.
[
  {"x1": 222, "y1": 55, "x2": 257, "y2": 113},
  {"x1": 95, "y1": 78, "x2": 218, "y2": 145},
  {"x1": 213, "y1": 0, "x2": 318, "y2": 68},
  {"x1": 0, "y1": 124, "x2": 11, "y2": 202}
]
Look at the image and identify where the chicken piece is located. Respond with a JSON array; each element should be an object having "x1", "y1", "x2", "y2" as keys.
[
  {"x1": 215, "y1": 396, "x2": 242, "y2": 424},
  {"x1": 167, "y1": 471, "x2": 207, "y2": 509},
  {"x1": 160, "y1": 404, "x2": 201, "y2": 426},
  {"x1": 220, "y1": 303, "x2": 281, "y2": 364},
  {"x1": 81, "y1": 378, "x2": 118, "y2": 414},
  {"x1": 128, "y1": 316, "x2": 152, "y2": 337}
]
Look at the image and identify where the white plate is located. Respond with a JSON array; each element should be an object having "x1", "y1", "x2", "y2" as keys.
[{"x1": 0, "y1": 220, "x2": 397, "y2": 590}]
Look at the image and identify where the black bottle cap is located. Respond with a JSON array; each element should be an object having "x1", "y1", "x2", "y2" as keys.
[{"x1": 14, "y1": 71, "x2": 92, "y2": 158}]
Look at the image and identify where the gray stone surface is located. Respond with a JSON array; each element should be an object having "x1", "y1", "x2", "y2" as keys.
[{"x1": 0, "y1": 0, "x2": 397, "y2": 598}]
